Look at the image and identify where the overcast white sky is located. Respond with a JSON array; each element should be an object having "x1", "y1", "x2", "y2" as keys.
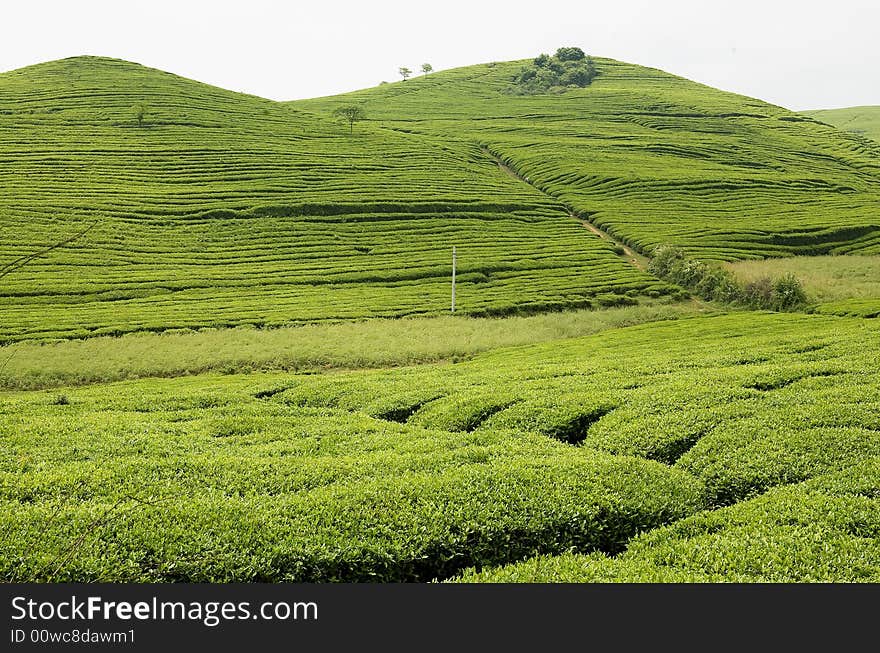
[{"x1": 2, "y1": 0, "x2": 877, "y2": 110}]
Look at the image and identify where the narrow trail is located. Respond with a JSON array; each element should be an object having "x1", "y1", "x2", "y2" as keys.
[
  {"x1": 577, "y1": 219, "x2": 649, "y2": 271},
  {"x1": 480, "y1": 146, "x2": 649, "y2": 272}
]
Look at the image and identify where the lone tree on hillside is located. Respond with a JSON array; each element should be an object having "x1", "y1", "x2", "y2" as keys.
[
  {"x1": 399, "y1": 66, "x2": 412, "y2": 81},
  {"x1": 421, "y1": 63, "x2": 433, "y2": 75},
  {"x1": 132, "y1": 103, "x2": 148, "y2": 127},
  {"x1": 332, "y1": 105, "x2": 367, "y2": 134}
]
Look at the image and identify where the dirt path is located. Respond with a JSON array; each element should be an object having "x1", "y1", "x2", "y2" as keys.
[
  {"x1": 483, "y1": 147, "x2": 649, "y2": 272},
  {"x1": 577, "y1": 218, "x2": 649, "y2": 271}
]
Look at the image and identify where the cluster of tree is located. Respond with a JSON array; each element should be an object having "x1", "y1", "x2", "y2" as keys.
[
  {"x1": 398, "y1": 63, "x2": 432, "y2": 81},
  {"x1": 648, "y1": 245, "x2": 808, "y2": 311},
  {"x1": 332, "y1": 63, "x2": 433, "y2": 134},
  {"x1": 508, "y1": 47, "x2": 597, "y2": 95}
]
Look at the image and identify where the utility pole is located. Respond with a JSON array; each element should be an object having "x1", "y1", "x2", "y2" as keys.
[{"x1": 451, "y1": 246, "x2": 456, "y2": 313}]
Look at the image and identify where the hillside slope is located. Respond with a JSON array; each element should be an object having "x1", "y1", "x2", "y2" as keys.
[
  {"x1": 0, "y1": 57, "x2": 663, "y2": 342},
  {"x1": 3, "y1": 55, "x2": 880, "y2": 341},
  {"x1": 297, "y1": 58, "x2": 880, "y2": 260},
  {"x1": 803, "y1": 106, "x2": 880, "y2": 143}
]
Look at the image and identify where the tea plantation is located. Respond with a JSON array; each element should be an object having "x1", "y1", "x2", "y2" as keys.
[
  {"x1": 1, "y1": 53, "x2": 879, "y2": 583},
  {"x1": 1, "y1": 313, "x2": 878, "y2": 581},
  {"x1": 0, "y1": 56, "x2": 667, "y2": 343},
  {"x1": 3, "y1": 55, "x2": 880, "y2": 341},
  {"x1": 300, "y1": 59, "x2": 880, "y2": 260}
]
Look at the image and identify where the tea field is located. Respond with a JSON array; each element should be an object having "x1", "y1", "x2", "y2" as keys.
[
  {"x1": 1, "y1": 52, "x2": 879, "y2": 584},
  {"x1": 1, "y1": 312, "x2": 878, "y2": 582},
  {"x1": 804, "y1": 106, "x2": 880, "y2": 144},
  {"x1": 3, "y1": 55, "x2": 880, "y2": 342},
  {"x1": 300, "y1": 59, "x2": 880, "y2": 261},
  {"x1": 0, "y1": 56, "x2": 669, "y2": 343}
]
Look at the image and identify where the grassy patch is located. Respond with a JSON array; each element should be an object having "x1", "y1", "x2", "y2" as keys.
[
  {"x1": 726, "y1": 255, "x2": 880, "y2": 304},
  {"x1": 0, "y1": 302, "x2": 702, "y2": 390}
]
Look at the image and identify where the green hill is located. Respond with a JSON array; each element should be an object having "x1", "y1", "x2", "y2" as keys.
[
  {"x1": 297, "y1": 58, "x2": 880, "y2": 261},
  {"x1": 0, "y1": 56, "x2": 665, "y2": 342},
  {"x1": 804, "y1": 106, "x2": 880, "y2": 143},
  {"x1": 2, "y1": 54, "x2": 879, "y2": 342}
]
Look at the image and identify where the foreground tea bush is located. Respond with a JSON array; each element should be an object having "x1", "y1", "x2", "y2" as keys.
[
  {"x1": 2, "y1": 312, "x2": 879, "y2": 581},
  {"x1": 0, "y1": 381, "x2": 703, "y2": 582},
  {"x1": 456, "y1": 459, "x2": 880, "y2": 582}
]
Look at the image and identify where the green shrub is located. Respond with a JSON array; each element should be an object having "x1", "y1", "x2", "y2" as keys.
[
  {"x1": 713, "y1": 275, "x2": 743, "y2": 304},
  {"x1": 771, "y1": 273, "x2": 808, "y2": 311},
  {"x1": 647, "y1": 245, "x2": 686, "y2": 278},
  {"x1": 509, "y1": 49, "x2": 597, "y2": 94},
  {"x1": 742, "y1": 276, "x2": 773, "y2": 308},
  {"x1": 649, "y1": 244, "x2": 807, "y2": 311}
]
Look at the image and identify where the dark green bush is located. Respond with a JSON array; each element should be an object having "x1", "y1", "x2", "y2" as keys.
[
  {"x1": 713, "y1": 275, "x2": 743, "y2": 304},
  {"x1": 509, "y1": 49, "x2": 597, "y2": 95},
  {"x1": 533, "y1": 53, "x2": 550, "y2": 67},
  {"x1": 742, "y1": 276, "x2": 773, "y2": 309},
  {"x1": 772, "y1": 273, "x2": 808, "y2": 311},
  {"x1": 648, "y1": 245, "x2": 807, "y2": 311},
  {"x1": 647, "y1": 245, "x2": 686, "y2": 278},
  {"x1": 555, "y1": 47, "x2": 586, "y2": 62}
]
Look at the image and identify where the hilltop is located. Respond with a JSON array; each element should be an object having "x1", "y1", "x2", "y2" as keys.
[
  {"x1": 1, "y1": 54, "x2": 879, "y2": 341},
  {"x1": 296, "y1": 58, "x2": 880, "y2": 260},
  {"x1": 803, "y1": 105, "x2": 880, "y2": 144}
]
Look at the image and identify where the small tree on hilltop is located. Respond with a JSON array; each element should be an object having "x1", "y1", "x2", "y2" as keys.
[
  {"x1": 399, "y1": 66, "x2": 412, "y2": 81},
  {"x1": 332, "y1": 105, "x2": 367, "y2": 134},
  {"x1": 421, "y1": 63, "x2": 433, "y2": 75},
  {"x1": 132, "y1": 103, "x2": 148, "y2": 127}
]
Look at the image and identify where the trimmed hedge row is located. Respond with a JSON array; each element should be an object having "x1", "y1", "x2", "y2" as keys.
[{"x1": 456, "y1": 459, "x2": 880, "y2": 582}]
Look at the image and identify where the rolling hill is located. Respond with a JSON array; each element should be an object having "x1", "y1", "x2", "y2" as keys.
[
  {"x1": 297, "y1": 58, "x2": 880, "y2": 260},
  {"x1": 1, "y1": 54, "x2": 878, "y2": 344},
  {"x1": 804, "y1": 106, "x2": 880, "y2": 143},
  {"x1": 0, "y1": 56, "x2": 665, "y2": 343}
]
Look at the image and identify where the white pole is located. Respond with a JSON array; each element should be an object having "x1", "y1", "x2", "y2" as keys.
[{"x1": 451, "y1": 245, "x2": 456, "y2": 313}]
